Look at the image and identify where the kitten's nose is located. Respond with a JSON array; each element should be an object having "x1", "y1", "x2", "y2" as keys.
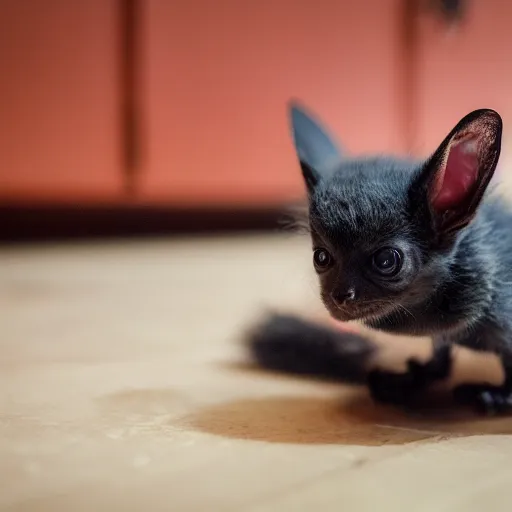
[{"x1": 331, "y1": 288, "x2": 356, "y2": 306}]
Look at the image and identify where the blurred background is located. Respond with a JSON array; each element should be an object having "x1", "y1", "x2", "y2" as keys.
[
  {"x1": 4, "y1": 2, "x2": 512, "y2": 509},
  {"x1": 2, "y1": 0, "x2": 511, "y2": 240}
]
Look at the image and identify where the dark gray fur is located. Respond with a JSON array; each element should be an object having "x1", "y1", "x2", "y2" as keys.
[
  {"x1": 248, "y1": 101, "x2": 512, "y2": 412},
  {"x1": 310, "y1": 157, "x2": 512, "y2": 342}
]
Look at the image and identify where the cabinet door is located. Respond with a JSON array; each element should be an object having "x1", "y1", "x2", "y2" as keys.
[
  {"x1": 140, "y1": 0, "x2": 403, "y2": 207},
  {"x1": 0, "y1": 0, "x2": 122, "y2": 203},
  {"x1": 415, "y1": 1, "x2": 512, "y2": 168}
]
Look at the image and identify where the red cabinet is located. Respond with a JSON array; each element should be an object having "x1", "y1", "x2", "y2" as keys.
[
  {"x1": 0, "y1": 0, "x2": 122, "y2": 203},
  {"x1": 0, "y1": 0, "x2": 404, "y2": 207},
  {"x1": 138, "y1": 0, "x2": 404, "y2": 207},
  {"x1": 3, "y1": 1, "x2": 509, "y2": 208}
]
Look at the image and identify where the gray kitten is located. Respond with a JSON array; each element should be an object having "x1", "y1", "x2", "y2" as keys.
[{"x1": 248, "y1": 101, "x2": 512, "y2": 414}]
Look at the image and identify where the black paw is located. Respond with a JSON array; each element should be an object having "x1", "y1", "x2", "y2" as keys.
[
  {"x1": 367, "y1": 345, "x2": 452, "y2": 407},
  {"x1": 367, "y1": 367, "x2": 417, "y2": 406},
  {"x1": 453, "y1": 357, "x2": 512, "y2": 415},
  {"x1": 453, "y1": 385, "x2": 512, "y2": 416}
]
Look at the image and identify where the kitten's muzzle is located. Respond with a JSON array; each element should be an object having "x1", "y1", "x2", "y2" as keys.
[
  {"x1": 330, "y1": 288, "x2": 356, "y2": 307},
  {"x1": 328, "y1": 290, "x2": 388, "y2": 321}
]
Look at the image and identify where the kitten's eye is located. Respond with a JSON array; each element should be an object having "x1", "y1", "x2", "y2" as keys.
[
  {"x1": 372, "y1": 248, "x2": 402, "y2": 276},
  {"x1": 313, "y1": 248, "x2": 333, "y2": 270}
]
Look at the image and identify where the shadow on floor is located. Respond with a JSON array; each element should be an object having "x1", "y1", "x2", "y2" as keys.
[{"x1": 180, "y1": 390, "x2": 512, "y2": 447}]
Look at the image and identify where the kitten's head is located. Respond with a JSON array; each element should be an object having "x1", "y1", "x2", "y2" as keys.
[{"x1": 289, "y1": 101, "x2": 502, "y2": 323}]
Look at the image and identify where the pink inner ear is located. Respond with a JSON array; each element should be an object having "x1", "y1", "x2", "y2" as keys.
[{"x1": 432, "y1": 137, "x2": 479, "y2": 211}]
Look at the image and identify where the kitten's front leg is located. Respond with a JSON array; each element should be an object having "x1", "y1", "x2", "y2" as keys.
[
  {"x1": 448, "y1": 328, "x2": 512, "y2": 415},
  {"x1": 451, "y1": 354, "x2": 512, "y2": 415},
  {"x1": 367, "y1": 335, "x2": 511, "y2": 415},
  {"x1": 367, "y1": 343, "x2": 452, "y2": 407}
]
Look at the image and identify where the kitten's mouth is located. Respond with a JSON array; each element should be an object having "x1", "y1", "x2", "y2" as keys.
[{"x1": 327, "y1": 302, "x2": 395, "y2": 322}]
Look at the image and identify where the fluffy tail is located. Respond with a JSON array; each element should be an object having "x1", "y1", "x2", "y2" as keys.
[{"x1": 246, "y1": 313, "x2": 377, "y2": 384}]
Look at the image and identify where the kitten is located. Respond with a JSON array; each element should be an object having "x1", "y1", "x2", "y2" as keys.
[{"x1": 248, "y1": 101, "x2": 512, "y2": 415}]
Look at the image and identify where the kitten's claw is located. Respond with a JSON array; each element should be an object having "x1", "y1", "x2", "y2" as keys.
[{"x1": 453, "y1": 385, "x2": 512, "y2": 415}]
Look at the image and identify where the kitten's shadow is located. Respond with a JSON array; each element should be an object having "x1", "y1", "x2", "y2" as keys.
[{"x1": 182, "y1": 376, "x2": 512, "y2": 446}]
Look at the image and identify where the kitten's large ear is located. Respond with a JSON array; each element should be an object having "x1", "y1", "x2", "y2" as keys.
[
  {"x1": 412, "y1": 109, "x2": 502, "y2": 239},
  {"x1": 288, "y1": 100, "x2": 343, "y2": 192}
]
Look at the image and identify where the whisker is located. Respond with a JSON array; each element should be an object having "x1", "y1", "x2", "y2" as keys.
[{"x1": 366, "y1": 298, "x2": 416, "y2": 321}]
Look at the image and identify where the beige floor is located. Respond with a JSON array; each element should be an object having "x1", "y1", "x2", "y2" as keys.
[{"x1": 2, "y1": 233, "x2": 512, "y2": 512}]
